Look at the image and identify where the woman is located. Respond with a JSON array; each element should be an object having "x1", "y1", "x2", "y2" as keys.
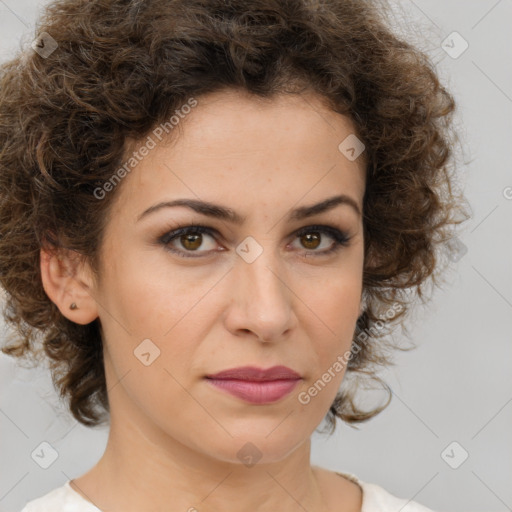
[{"x1": 0, "y1": 0, "x2": 469, "y2": 511}]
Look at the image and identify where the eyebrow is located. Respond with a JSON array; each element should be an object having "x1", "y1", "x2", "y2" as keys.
[{"x1": 136, "y1": 194, "x2": 361, "y2": 224}]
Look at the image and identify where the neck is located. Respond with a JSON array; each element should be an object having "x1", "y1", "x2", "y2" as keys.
[{"x1": 72, "y1": 409, "x2": 328, "y2": 512}]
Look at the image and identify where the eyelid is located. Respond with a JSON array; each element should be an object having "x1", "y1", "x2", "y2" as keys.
[
  {"x1": 158, "y1": 224, "x2": 218, "y2": 245},
  {"x1": 158, "y1": 222, "x2": 352, "y2": 258}
]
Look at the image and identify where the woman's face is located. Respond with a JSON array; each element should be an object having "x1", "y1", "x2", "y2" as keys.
[{"x1": 88, "y1": 89, "x2": 366, "y2": 465}]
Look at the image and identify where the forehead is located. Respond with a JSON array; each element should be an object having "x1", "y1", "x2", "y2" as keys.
[
  {"x1": 166, "y1": 89, "x2": 361, "y2": 155},
  {"x1": 111, "y1": 89, "x2": 366, "y2": 223}
]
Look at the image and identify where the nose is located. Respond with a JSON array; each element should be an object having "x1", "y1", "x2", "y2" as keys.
[{"x1": 224, "y1": 246, "x2": 295, "y2": 343}]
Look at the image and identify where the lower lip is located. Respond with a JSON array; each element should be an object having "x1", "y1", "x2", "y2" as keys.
[{"x1": 205, "y1": 378, "x2": 301, "y2": 404}]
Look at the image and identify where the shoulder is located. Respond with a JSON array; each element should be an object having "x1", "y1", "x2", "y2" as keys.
[
  {"x1": 320, "y1": 467, "x2": 437, "y2": 512},
  {"x1": 356, "y1": 479, "x2": 437, "y2": 512},
  {"x1": 20, "y1": 480, "x2": 100, "y2": 512}
]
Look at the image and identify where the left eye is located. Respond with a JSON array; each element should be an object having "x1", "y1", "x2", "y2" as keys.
[
  {"x1": 159, "y1": 224, "x2": 351, "y2": 258},
  {"x1": 292, "y1": 225, "x2": 349, "y2": 254}
]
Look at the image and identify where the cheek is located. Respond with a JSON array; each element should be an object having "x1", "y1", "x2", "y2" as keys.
[
  {"x1": 102, "y1": 246, "x2": 210, "y2": 341},
  {"x1": 295, "y1": 260, "x2": 362, "y2": 392},
  {"x1": 324, "y1": 279, "x2": 361, "y2": 340},
  {"x1": 295, "y1": 283, "x2": 359, "y2": 417},
  {"x1": 302, "y1": 263, "x2": 362, "y2": 342}
]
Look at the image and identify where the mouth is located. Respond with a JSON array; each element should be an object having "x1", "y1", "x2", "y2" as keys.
[{"x1": 204, "y1": 365, "x2": 302, "y2": 404}]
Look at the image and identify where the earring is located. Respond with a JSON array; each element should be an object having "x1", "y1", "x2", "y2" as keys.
[{"x1": 69, "y1": 302, "x2": 78, "y2": 310}]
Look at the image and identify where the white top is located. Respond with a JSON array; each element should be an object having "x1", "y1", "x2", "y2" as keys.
[{"x1": 20, "y1": 472, "x2": 436, "y2": 512}]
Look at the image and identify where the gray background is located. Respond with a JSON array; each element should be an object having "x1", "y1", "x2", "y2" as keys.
[{"x1": 0, "y1": 1, "x2": 511, "y2": 511}]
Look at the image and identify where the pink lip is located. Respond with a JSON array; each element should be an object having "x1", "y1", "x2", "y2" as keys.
[
  {"x1": 205, "y1": 366, "x2": 302, "y2": 404},
  {"x1": 206, "y1": 365, "x2": 301, "y2": 381}
]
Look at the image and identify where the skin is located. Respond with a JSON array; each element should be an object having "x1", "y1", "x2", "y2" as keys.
[{"x1": 40, "y1": 88, "x2": 367, "y2": 512}]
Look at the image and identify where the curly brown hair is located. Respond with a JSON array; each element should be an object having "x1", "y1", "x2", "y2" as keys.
[{"x1": 0, "y1": 0, "x2": 469, "y2": 430}]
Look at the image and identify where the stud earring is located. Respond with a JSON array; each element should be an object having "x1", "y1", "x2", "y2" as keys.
[{"x1": 69, "y1": 302, "x2": 78, "y2": 310}]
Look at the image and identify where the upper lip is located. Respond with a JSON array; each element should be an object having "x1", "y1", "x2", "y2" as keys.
[{"x1": 205, "y1": 365, "x2": 301, "y2": 381}]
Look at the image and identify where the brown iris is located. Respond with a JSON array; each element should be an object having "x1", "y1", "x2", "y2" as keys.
[
  {"x1": 300, "y1": 232, "x2": 321, "y2": 250},
  {"x1": 178, "y1": 231, "x2": 323, "y2": 252},
  {"x1": 180, "y1": 233, "x2": 203, "y2": 251}
]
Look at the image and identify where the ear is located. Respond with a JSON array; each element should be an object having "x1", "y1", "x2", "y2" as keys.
[{"x1": 40, "y1": 247, "x2": 99, "y2": 325}]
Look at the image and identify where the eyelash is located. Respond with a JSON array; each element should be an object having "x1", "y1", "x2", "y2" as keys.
[{"x1": 158, "y1": 224, "x2": 351, "y2": 259}]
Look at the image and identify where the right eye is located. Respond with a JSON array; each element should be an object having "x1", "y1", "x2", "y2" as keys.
[{"x1": 159, "y1": 225, "x2": 221, "y2": 258}]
